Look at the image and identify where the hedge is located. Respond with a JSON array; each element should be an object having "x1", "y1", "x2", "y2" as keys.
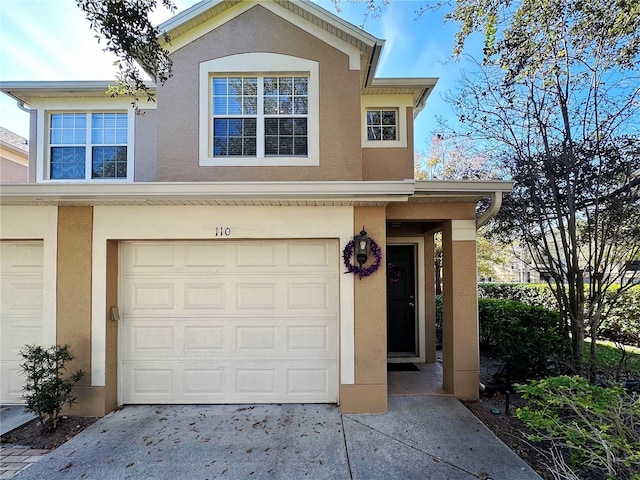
[
  {"x1": 479, "y1": 283, "x2": 640, "y2": 346},
  {"x1": 478, "y1": 298, "x2": 567, "y2": 378}
]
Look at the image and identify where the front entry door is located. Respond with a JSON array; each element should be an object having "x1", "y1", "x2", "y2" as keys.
[{"x1": 386, "y1": 245, "x2": 417, "y2": 356}]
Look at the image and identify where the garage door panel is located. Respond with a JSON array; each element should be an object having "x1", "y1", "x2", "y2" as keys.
[
  {"x1": 0, "y1": 241, "x2": 44, "y2": 404},
  {"x1": 121, "y1": 318, "x2": 336, "y2": 360},
  {"x1": 183, "y1": 243, "x2": 227, "y2": 267},
  {"x1": 286, "y1": 242, "x2": 330, "y2": 267},
  {"x1": 1, "y1": 365, "x2": 26, "y2": 399},
  {"x1": 123, "y1": 242, "x2": 336, "y2": 274},
  {"x1": 1, "y1": 280, "x2": 43, "y2": 313},
  {"x1": 183, "y1": 326, "x2": 225, "y2": 352},
  {"x1": 1, "y1": 321, "x2": 44, "y2": 359},
  {"x1": 123, "y1": 276, "x2": 337, "y2": 318},
  {"x1": 0, "y1": 242, "x2": 44, "y2": 271},
  {"x1": 126, "y1": 243, "x2": 176, "y2": 268},
  {"x1": 121, "y1": 361, "x2": 337, "y2": 403},
  {"x1": 121, "y1": 240, "x2": 338, "y2": 404},
  {"x1": 184, "y1": 283, "x2": 226, "y2": 309}
]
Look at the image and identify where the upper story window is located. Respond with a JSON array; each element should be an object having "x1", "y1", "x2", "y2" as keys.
[
  {"x1": 48, "y1": 112, "x2": 130, "y2": 180},
  {"x1": 361, "y1": 95, "x2": 410, "y2": 149},
  {"x1": 212, "y1": 76, "x2": 308, "y2": 158},
  {"x1": 366, "y1": 109, "x2": 397, "y2": 141},
  {"x1": 200, "y1": 53, "x2": 319, "y2": 167}
]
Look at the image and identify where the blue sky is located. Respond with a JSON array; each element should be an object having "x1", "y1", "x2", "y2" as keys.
[{"x1": 0, "y1": 0, "x2": 482, "y2": 150}]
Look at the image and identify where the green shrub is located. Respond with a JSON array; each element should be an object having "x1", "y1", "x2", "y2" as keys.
[
  {"x1": 19, "y1": 344, "x2": 85, "y2": 432},
  {"x1": 599, "y1": 285, "x2": 640, "y2": 346},
  {"x1": 480, "y1": 283, "x2": 640, "y2": 346},
  {"x1": 479, "y1": 282, "x2": 557, "y2": 310},
  {"x1": 478, "y1": 298, "x2": 567, "y2": 378},
  {"x1": 516, "y1": 376, "x2": 640, "y2": 479}
]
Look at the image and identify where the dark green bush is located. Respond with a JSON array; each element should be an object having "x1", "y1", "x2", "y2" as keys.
[
  {"x1": 479, "y1": 283, "x2": 640, "y2": 346},
  {"x1": 20, "y1": 344, "x2": 84, "y2": 432},
  {"x1": 478, "y1": 298, "x2": 568, "y2": 378},
  {"x1": 599, "y1": 285, "x2": 640, "y2": 346},
  {"x1": 479, "y1": 282, "x2": 557, "y2": 310}
]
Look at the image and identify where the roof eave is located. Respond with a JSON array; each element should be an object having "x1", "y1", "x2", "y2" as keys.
[{"x1": 0, "y1": 81, "x2": 157, "y2": 105}]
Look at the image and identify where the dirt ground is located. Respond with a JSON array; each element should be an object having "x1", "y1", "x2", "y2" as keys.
[{"x1": 1, "y1": 415, "x2": 97, "y2": 450}]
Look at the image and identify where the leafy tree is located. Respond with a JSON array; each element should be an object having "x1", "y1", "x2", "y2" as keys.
[
  {"x1": 419, "y1": 132, "x2": 502, "y2": 180},
  {"x1": 75, "y1": 0, "x2": 175, "y2": 104},
  {"x1": 442, "y1": 0, "x2": 640, "y2": 379}
]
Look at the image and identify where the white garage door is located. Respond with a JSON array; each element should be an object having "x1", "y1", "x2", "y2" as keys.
[
  {"x1": 0, "y1": 241, "x2": 44, "y2": 404},
  {"x1": 120, "y1": 240, "x2": 339, "y2": 404}
]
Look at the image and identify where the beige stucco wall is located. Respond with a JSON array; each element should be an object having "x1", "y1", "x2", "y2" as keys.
[
  {"x1": 441, "y1": 220, "x2": 479, "y2": 400},
  {"x1": 104, "y1": 240, "x2": 119, "y2": 414},
  {"x1": 340, "y1": 206, "x2": 387, "y2": 413},
  {"x1": 156, "y1": 5, "x2": 362, "y2": 182},
  {"x1": 387, "y1": 202, "x2": 476, "y2": 221},
  {"x1": 56, "y1": 207, "x2": 104, "y2": 415},
  {"x1": 362, "y1": 108, "x2": 414, "y2": 181}
]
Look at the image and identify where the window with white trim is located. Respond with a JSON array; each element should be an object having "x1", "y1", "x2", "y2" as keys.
[
  {"x1": 199, "y1": 53, "x2": 319, "y2": 167},
  {"x1": 48, "y1": 112, "x2": 129, "y2": 180},
  {"x1": 366, "y1": 109, "x2": 398, "y2": 141},
  {"x1": 212, "y1": 75, "x2": 308, "y2": 158}
]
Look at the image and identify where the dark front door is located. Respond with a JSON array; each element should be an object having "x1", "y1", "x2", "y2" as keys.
[{"x1": 386, "y1": 245, "x2": 417, "y2": 356}]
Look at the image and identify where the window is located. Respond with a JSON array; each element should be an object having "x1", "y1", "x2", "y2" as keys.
[
  {"x1": 49, "y1": 112, "x2": 128, "y2": 180},
  {"x1": 199, "y1": 53, "x2": 319, "y2": 167},
  {"x1": 212, "y1": 76, "x2": 308, "y2": 158},
  {"x1": 366, "y1": 109, "x2": 397, "y2": 141}
]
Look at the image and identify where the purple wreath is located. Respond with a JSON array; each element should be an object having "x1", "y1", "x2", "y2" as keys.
[{"x1": 342, "y1": 237, "x2": 382, "y2": 278}]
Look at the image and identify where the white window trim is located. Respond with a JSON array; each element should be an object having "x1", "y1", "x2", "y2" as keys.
[
  {"x1": 361, "y1": 94, "x2": 412, "y2": 149},
  {"x1": 35, "y1": 100, "x2": 135, "y2": 183},
  {"x1": 199, "y1": 53, "x2": 319, "y2": 167},
  {"x1": 365, "y1": 108, "x2": 399, "y2": 142}
]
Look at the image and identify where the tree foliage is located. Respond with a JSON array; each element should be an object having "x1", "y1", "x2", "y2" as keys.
[
  {"x1": 76, "y1": 0, "x2": 176, "y2": 104},
  {"x1": 445, "y1": 0, "x2": 640, "y2": 379},
  {"x1": 516, "y1": 376, "x2": 640, "y2": 479},
  {"x1": 418, "y1": 131, "x2": 503, "y2": 180}
]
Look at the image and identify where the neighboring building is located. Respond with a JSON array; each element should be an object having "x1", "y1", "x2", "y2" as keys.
[
  {"x1": 0, "y1": 0, "x2": 512, "y2": 415},
  {"x1": 0, "y1": 126, "x2": 28, "y2": 183}
]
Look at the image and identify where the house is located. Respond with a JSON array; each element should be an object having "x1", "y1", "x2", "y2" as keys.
[
  {"x1": 0, "y1": 0, "x2": 512, "y2": 416},
  {"x1": 0, "y1": 127, "x2": 28, "y2": 183}
]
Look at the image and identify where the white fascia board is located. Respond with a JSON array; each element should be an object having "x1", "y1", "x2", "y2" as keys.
[
  {"x1": 369, "y1": 78, "x2": 439, "y2": 89},
  {"x1": 365, "y1": 77, "x2": 439, "y2": 116},
  {"x1": 295, "y1": 0, "x2": 379, "y2": 47},
  {"x1": 0, "y1": 180, "x2": 415, "y2": 203},
  {"x1": 159, "y1": 0, "x2": 379, "y2": 49},
  {"x1": 159, "y1": 1, "x2": 376, "y2": 70},
  {"x1": 158, "y1": 0, "x2": 226, "y2": 32},
  {"x1": 414, "y1": 180, "x2": 514, "y2": 196}
]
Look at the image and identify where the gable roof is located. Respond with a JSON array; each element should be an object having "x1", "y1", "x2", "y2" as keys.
[
  {"x1": 0, "y1": 1, "x2": 437, "y2": 115},
  {"x1": 0, "y1": 126, "x2": 28, "y2": 155},
  {"x1": 159, "y1": 0, "x2": 437, "y2": 114},
  {"x1": 159, "y1": 0, "x2": 380, "y2": 63}
]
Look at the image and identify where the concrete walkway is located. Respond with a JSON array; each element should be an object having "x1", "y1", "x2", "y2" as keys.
[
  {"x1": 0, "y1": 406, "x2": 34, "y2": 436},
  {"x1": 10, "y1": 397, "x2": 540, "y2": 480}
]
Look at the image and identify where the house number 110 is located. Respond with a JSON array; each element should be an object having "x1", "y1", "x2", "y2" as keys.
[{"x1": 215, "y1": 227, "x2": 231, "y2": 237}]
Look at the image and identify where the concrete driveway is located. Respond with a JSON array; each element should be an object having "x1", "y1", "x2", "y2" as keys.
[{"x1": 14, "y1": 396, "x2": 541, "y2": 480}]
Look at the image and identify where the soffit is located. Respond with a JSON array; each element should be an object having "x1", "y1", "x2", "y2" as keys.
[
  {"x1": 0, "y1": 180, "x2": 513, "y2": 207},
  {"x1": 0, "y1": 81, "x2": 156, "y2": 105}
]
